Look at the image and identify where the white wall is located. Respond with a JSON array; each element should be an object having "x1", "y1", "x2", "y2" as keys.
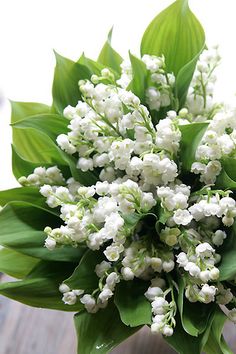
[{"x1": 1, "y1": 0, "x2": 236, "y2": 189}]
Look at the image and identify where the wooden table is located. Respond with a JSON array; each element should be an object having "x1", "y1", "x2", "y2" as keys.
[{"x1": 0, "y1": 274, "x2": 235, "y2": 354}]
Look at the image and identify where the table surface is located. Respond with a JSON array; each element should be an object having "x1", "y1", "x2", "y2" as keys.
[{"x1": 0, "y1": 274, "x2": 235, "y2": 354}]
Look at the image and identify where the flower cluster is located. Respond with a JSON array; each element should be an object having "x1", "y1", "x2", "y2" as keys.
[{"x1": 19, "y1": 48, "x2": 236, "y2": 337}]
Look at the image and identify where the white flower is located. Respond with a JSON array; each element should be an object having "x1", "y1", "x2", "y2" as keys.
[
  {"x1": 80, "y1": 294, "x2": 98, "y2": 313},
  {"x1": 59, "y1": 284, "x2": 70, "y2": 293},
  {"x1": 62, "y1": 291, "x2": 77, "y2": 305},
  {"x1": 45, "y1": 237, "x2": 56, "y2": 250},
  {"x1": 195, "y1": 243, "x2": 214, "y2": 258},
  {"x1": 212, "y1": 230, "x2": 226, "y2": 246},
  {"x1": 199, "y1": 284, "x2": 217, "y2": 303},
  {"x1": 98, "y1": 288, "x2": 113, "y2": 303},
  {"x1": 121, "y1": 267, "x2": 134, "y2": 280},
  {"x1": 104, "y1": 245, "x2": 123, "y2": 261},
  {"x1": 145, "y1": 287, "x2": 163, "y2": 301},
  {"x1": 228, "y1": 309, "x2": 236, "y2": 323},
  {"x1": 176, "y1": 252, "x2": 188, "y2": 267},
  {"x1": 162, "y1": 325, "x2": 173, "y2": 337},
  {"x1": 77, "y1": 157, "x2": 94, "y2": 172},
  {"x1": 106, "y1": 272, "x2": 120, "y2": 290},
  {"x1": 95, "y1": 261, "x2": 111, "y2": 277},
  {"x1": 173, "y1": 209, "x2": 193, "y2": 225}
]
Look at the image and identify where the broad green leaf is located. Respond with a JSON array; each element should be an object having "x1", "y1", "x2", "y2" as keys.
[
  {"x1": 0, "y1": 248, "x2": 39, "y2": 278},
  {"x1": 179, "y1": 123, "x2": 208, "y2": 171},
  {"x1": 219, "y1": 223, "x2": 236, "y2": 281},
  {"x1": 98, "y1": 28, "x2": 123, "y2": 75},
  {"x1": 0, "y1": 261, "x2": 82, "y2": 311},
  {"x1": 11, "y1": 101, "x2": 54, "y2": 162},
  {"x1": 12, "y1": 145, "x2": 42, "y2": 179},
  {"x1": 114, "y1": 279, "x2": 151, "y2": 327},
  {"x1": 216, "y1": 158, "x2": 236, "y2": 190},
  {"x1": 64, "y1": 250, "x2": 103, "y2": 292},
  {"x1": 12, "y1": 113, "x2": 68, "y2": 164},
  {"x1": 141, "y1": 0, "x2": 205, "y2": 76},
  {"x1": 0, "y1": 202, "x2": 84, "y2": 262},
  {"x1": 0, "y1": 186, "x2": 54, "y2": 212},
  {"x1": 204, "y1": 307, "x2": 233, "y2": 354},
  {"x1": 166, "y1": 312, "x2": 214, "y2": 354},
  {"x1": 127, "y1": 52, "x2": 147, "y2": 103},
  {"x1": 12, "y1": 114, "x2": 98, "y2": 186},
  {"x1": 79, "y1": 53, "x2": 105, "y2": 75},
  {"x1": 52, "y1": 52, "x2": 91, "y2": 114},
  {"x1": 222, "y1": 158, "x2": 236, "y2": 180},
  {"x1": 178, "y1": 276, "x2": 215, "y2": 336},
  {"x1": 216, "y1": 168, "x2": 236, "y2": 191},
  {"x1": 11, "y1": 101, "x2": 51, "y2": 124},
  {"x1": 12, "y1": 113, "x2": 68, "y2": 141},
  {"x1": 74, "y1": 302, "x2": 140, "y2": 354},
  {"x1": 175, "y1": 47, "x2": 204, "y2": 108}
]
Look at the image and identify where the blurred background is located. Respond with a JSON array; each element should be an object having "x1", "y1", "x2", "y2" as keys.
[{"x1": 1, "y1": 0, "x2": 236, "y2": 190}]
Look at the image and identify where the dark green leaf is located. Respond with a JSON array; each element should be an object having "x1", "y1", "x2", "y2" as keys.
[
  {"x1": 0, "y1": 202, "x2": 83, "y2": 262},
  {"x1": 64, "y1": 250, "x2": 103, "y2": 292},
  {"x1": 127, "y1": 52, "x2": 147, "y2": 103},
  {"x1": 204, "y1": 307, "x2": 233, "y2": 354},
  {"x1": 114, "y1": 279, "x2": 151, "y2": 327},
  {"x1": 219, "y1": 223, "x2": 236, "y2": 281},
  {"x1": 98, "y1": 28, "x2": 123, "y2": 75},
  {"x1": 216, "y1": 168, "x2": 236, "y2": 191},
  {"x1": 0, "y1": 248, "x2": 39, "y2": 279},
  {"x1": 166, "y1": 311, "x2": 214, "y2": 354},
  {"x1": 179, "y1": 122, "x2": 208, "y2": 171},
  {"x1": 0, "y1": 261, "x2": 82, "y2": 311},
  {"x1": 178, "y1": 276, "x2": 215, "y2": 336},
  {"x1": 74, "y1": 302, "x2": 141, "y2": 354},
  {"x1": 52, "y1": 51, "x2": 91, "y2": 114},
  {"x1": 141, "y1": 0, "x2": 205, "y2": 76}
]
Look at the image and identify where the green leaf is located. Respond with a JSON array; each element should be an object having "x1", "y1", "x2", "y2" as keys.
[
  {"x1": 216, "y1": 158, "x2": 236, "y2": 190},
  {"x1": 0, "y1": 202, "x2": 84, "y2": 262},
  {"x1": 166, "y1": 312, "x2": 214, "y2": 354},
  {"x1": 179, "y1": 122, "x2": 208, "y2": 171},
  {"x1": 11, "y1": 101, "x2": 51, "y2": 124},
  {"x1": 98, "y1": 28, "x2": 123, "y2": 75},
  {"x1": 219, "y1": 223, "x2": 236, "y2": 281},
  {"x1": 12, "y1": 113, "x2": 68, "y2": 164},
  {"x1": 127, "y1": 52, "x2": 147, "y2": 103},
  {"x1": 0, "y1": 186, "x2": 53, "y2": 212},
  {"x1": 79, "y1": 53, "x2": 105, "y2": 75},
  {"x1": 0, "y1": 248, "x2": 39, "y2": 279},
  {"x1": 141, "y1": 0, "x2": 205, "y2": 76},
  {"x1": 216, "y1": 168, "x2": 236, "y2": 191},
  {"x1": 12, "y1": 113, "x2": 98, "y2": 186},
  {"x1": 52, "y1": 51, "x2": 91, "y2": 114},
  {"x1": 12, "y1": 113, "x2": 68, "y2": 141},
  {"x1": 175, "y1": 47, "x2": 204, "y2": 108},
  {"x1": 11, "y1": 101, "x2": 62, "y2": 164},
  {"x1": 178, "y1": 276, "x2": 215, "y2": 336},
  {"x1": 64, "y1": 250, "x2": 103, "y2": 292},
  {"x1": 204, "y1": 307, "x2": 233, "y2": 354},
  {"x1": 74, "y1": 302, "x2": 141, "y2": 354},
  {"x1": 0, "y1": 261, "x2": 82, "y2": 311},
  {"x1": 114, "y1": 279, "x2": 151, "y2": 327}
]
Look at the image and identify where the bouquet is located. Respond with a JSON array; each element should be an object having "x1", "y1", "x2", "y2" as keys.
[{"x1": 1, "y1": 1, "x2": 236, "y2": 353}]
